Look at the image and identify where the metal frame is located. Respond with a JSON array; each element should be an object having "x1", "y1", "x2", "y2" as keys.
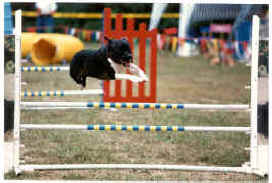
[{"x1": 13, "y1": 11, "x2": 263, "y2": 176}]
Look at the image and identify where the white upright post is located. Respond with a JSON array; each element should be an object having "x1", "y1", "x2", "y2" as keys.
[
  {"x1": 250, "y1": 15, "x2": 259, "y2": 172},
  {"x1": 269, "y1": 4, "x2": 272, "y2": 183},
  {"x1": 13, "y1": 10, "x2": 22, "y2": 174},
  {"x1": 0, "y1": 2, "x2": 5, "y2": 181}
]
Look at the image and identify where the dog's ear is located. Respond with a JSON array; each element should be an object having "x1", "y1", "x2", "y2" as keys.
[
  {"x1": 104, "y1": 36, "x2": 111, "y2": 43},
  {"x1": 121, "y1": 37, "x2": 128, "y2": 41}
]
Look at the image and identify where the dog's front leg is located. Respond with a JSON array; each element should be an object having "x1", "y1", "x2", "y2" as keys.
[
  {"x1": 81, "y1": 76, "x2": 86, "y2": 89},
  {"x1": 128, "y1": 63, "x2": 149, "y2": 81},
  {"x1": 115, "y1": 74, "x2": 143, "y2": 83}
]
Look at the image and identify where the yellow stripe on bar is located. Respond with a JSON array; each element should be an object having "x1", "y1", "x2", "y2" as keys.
[
  {"x1": 127, "y1": 126, "x2": 133, "y2": 131},
  {"x1": 127, "y1": 103, "x2": 132, "y2": 108},
  {"x1": 139, "y1": 126, "x2": 145, "y2": 131},
  {"x1": 94, "y1": 125, "x2": 100, "y2": 130},
  {"x1": 116, "y1": 125, "x2": 122, "y2": 131},
  {"x1": 105, "y1": 125, "x2": 111, "y2": 131},
  {"x1": 104, "y1": 103, "x2": 111, "y2": 108},
  {"x1": 115, "y1": 103, "x2": 121, "y2": 109},
  {"x1": 41, "y1": 91, "x2": 46, "y2": 96},
  {"x1": 138, "y1": 103, "x2": 145, "y2": 109},
  {"x1": 161, "y1": 126, "x2": 167, "y2": 132},
  {"x1": 93, "y1": 103, "x2": 99, "y2": 108},
  {"x1": 160, "y1": 104, "x2": 167, "y2": 109},
  {"x1": 150, "y1": 126, "x2": 156, "y2": 131}
]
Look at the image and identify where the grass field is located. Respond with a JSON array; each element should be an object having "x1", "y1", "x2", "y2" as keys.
[{"x1": 5, "y1": 42, "x2": 265, "y2": 181}]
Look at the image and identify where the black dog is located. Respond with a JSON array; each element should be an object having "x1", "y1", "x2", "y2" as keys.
[{"x1": 70, "y1": 37, "x2": 148, "y2": 88}]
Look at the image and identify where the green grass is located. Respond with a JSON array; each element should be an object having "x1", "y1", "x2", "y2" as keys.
[{"x1": 5, "y1": 42, "x2": 262, "y2": 181}]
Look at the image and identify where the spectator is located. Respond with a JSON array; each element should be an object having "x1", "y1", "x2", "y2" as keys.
[
  {"x1": 36, "y1": 2, "x2": 57, "y2": 33},
  {"x1": 4, "y1": 2, "x2": 13, "y2": 35}
]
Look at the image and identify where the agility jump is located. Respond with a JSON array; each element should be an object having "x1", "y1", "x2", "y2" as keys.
[{"x1": 12, "y1": 10, "x2": 264, "y2": 176}]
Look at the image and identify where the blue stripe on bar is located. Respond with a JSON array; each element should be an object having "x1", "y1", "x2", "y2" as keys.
[
  {"x1": 144, "y1": 104, "x2": 150, "y2": 108},
  {"x1": 132, "y1": 104, "x2": 139, "y2": 108},
  {"x1": 144, "y1": 126, "x2": 150, "y2": 131},
  {"x1": 42, "y1": 67, "x2": 45, "y2": 72},
  {"x1": 31, "y1": 91, "x2": 34, "y2": 97},
  {"x1": 87, "y1": 125, "x2": 94, "y2": 130},
  {"x1": 54, "y1": 91, "x2": 57, "y2": 96},
  {"x1": 27, "y1": 67, "x2": 31, "y2": 72},
  {"x1": 122, "y1": 125, "x2": 127, "y2": 131},
  {"x1": 57, "y1": 67, "x2": 61, "y2": 71},
  {"x1": 167, "y1": 126, "x2": 172, "y2": 131},
  {"x1": 121, "y1": 103, "x2": 127, "y2": 108},
  {"x1": 111, "y1": 125, "x2": 116, "y2": 131},
  {"x1": 155, "y1": 104, "x2": 160, "y2": 109},
  {"x1": 156, "y1": 126, "x2": 161, "y2": 131},
  {"x1": 132, "y1": 126, "x2": 139, "y2": 131},
  {"x1": 38, "y1": 91, "x2": 42, "y2": 96},
  {"x1": 178, "y1": 126, "x2": 184, "y2": 131},
  {"x1": 110, "y1": 103, "x2": 115, "y2": 108},
  {"x1": 50, "y1": 67, "x2": 53, "y2": 72},
  {"x1": 61, "y1": 91, "x2": 64, "y2": 96},
  {"x1": 46, "y1": 91, "x2": 50, "y2": 96},
  {"x1": 99, "y1": 103, "x2": 105, "y2": 108},
  {"x1": 99, "y1": 125, "x2": 105, "y2": 130},
  {"x1": 166, "y1": 104, "x2": 172, "y2": 109},
  {"x1": 177, "y1": 104, "x2": 184, "y2": 109},
  {"x1": 24, "y1": 92, "x2": 27, "y2": 97},
  {"x1": 87, "y1": 102, "x2": 94, "y2": 108}
]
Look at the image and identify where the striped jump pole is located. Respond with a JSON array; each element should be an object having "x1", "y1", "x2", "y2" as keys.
[
  {"x1": 21, "y1": 102, "x2": 250, "y2": 111},
  {"x1": 21, "y1": 89, "x2": 103, "y2": 97},
  {"x1": 21, "y1": 66, "x2": 69, "y2": 72},
  {"x1": 20, "y1": 124, "x2": 251, "y2": 132}
]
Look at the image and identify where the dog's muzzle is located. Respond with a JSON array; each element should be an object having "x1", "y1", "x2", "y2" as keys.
[{"x1": 121, "y1": 55, "x2": 133, "y2": 67}]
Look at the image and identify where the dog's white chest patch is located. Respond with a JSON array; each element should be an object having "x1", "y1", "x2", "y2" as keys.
[{"x1": 107, "y1": 58, "x2": 124, "y2": 73}]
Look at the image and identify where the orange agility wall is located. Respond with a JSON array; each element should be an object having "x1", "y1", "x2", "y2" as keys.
[{"x1": 103, "y1": 8, "x2": 157, "y2": 103}]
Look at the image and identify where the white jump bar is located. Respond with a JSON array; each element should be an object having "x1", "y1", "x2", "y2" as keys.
[
  {"x1": 21, "y1": 102, "x2": 250, "y2": 111},
  {"x1": 20, "y1": 124, "x2": 251, "y2": 132},
  {"x1": 18, "y1": 164, "x2": 251, "y2": 174}
]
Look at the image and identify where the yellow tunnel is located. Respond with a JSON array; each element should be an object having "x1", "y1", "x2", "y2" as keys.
[
  {"x1": 21, "y1": 32, "x2": 39, "y2": 58},
  {"x1": 21, "y1": 33, "x2": 84, "y2": 65}
]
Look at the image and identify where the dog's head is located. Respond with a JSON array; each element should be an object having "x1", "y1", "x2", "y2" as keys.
[{"x1": 105, "y1": 37, "x2": 133, "y2": 67}]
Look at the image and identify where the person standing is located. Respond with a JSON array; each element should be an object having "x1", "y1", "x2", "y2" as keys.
[{"x1": 36, "y1": 2, "x2": 57, "y2": 33}]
